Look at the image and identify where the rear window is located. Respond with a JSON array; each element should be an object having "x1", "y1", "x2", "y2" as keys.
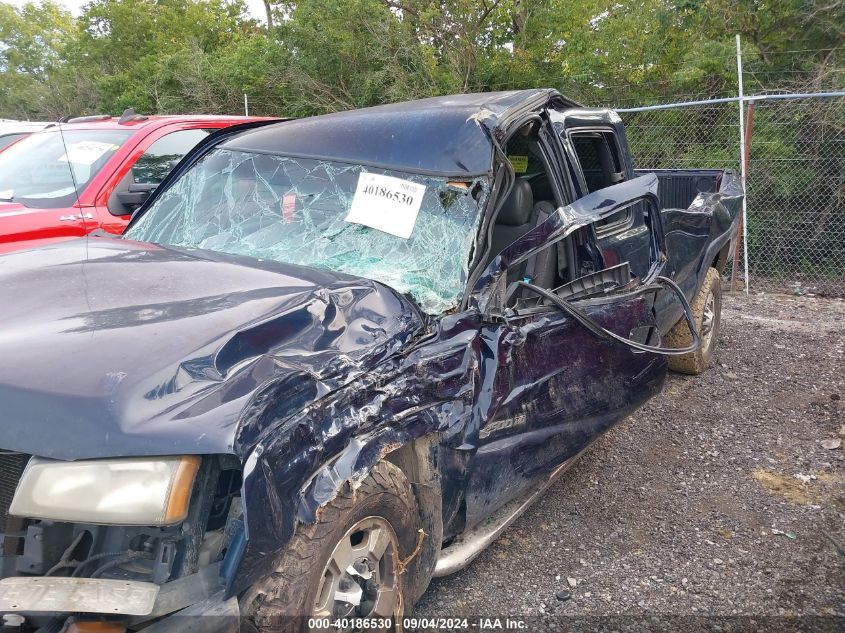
[
  {"x1": 0, "y1": 129, "x2": 131, "y2": 209},
  {"x1": 571, "y1": 131, "x2": 624, "y2": 193},
  {"x1": 570, "y1": 130, "x2": 630, "y2": 234}
]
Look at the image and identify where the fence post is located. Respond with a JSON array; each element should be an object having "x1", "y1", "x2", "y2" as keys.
[
  {"x1": 732, "y1": 99, "x2": 755, "y2": 291},
  {"x1": 734, "y1": 35, "x2": 750, "y2": 294},
  {"x1": 244, "y1": 93, "x2": 249, "y2": 117}
]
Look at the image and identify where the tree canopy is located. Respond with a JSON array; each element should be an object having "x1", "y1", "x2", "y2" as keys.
[{"x1": 0, "y1": 0, "x2": 841, "y2": 119}]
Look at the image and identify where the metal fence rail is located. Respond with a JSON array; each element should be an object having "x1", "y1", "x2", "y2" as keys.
[{"x1": 618, "y1": 93, "x2": 845, "y2": 297}]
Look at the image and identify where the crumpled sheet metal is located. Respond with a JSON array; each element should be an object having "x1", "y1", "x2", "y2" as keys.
[
  {"x1": 471, "y1": 173, "x2": 661, "y2": 312},
  {"x1": 0, "y1": 237, "x2": 426, "y2": 461},
  {"x1": 218, "y1": 89, "x2": 573, "y2": 179},
  {"x1": 228, "y1": 271, "x2": 669, "y2": 596},
  {"x1": 225, "y1": 173, "x2": 671, "y2": 595},
  {"x1": 695, "y1": 170, "x2": 743, "y2": 230},
  {"x1": 230, "y1": 310, "x2": 483, "y2": 595},
  {"x1": 658, "y1": 170, "x2": 743, "y2": 230},
  {"x1": 657, "y1": 169, "x2": 744, "y2": 312},
  {"x1": 465, "y1": 283, "x2": 668, "y2": 514}
]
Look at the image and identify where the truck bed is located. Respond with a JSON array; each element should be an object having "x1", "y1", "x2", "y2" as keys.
[
  {"x1": 633, "y1": 168, "x2": 726, "y2": 211},
  {"x1": 633, "y1": 168, "x2": 742, "y2": 334}
]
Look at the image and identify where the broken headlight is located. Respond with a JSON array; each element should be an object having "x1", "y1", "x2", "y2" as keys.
[{"x1": 9, "y1": 456, "x2": 200, "y2": 526}]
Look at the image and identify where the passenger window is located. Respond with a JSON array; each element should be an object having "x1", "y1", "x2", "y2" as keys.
[
  {"x1": 132, "y1": 129, "x2": 209, "y2": 185},
  {"x1": 108, "y1": 129, "x2": 211, "y2": 216},
  {"x1": 570, "y1": 131, "x2": 625, "y2": 193},
  {"x1": 570, "y1": 130, "x2": 630, "y2": 234}
]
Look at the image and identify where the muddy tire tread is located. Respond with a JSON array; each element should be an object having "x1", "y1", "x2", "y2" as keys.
[
  {"x1": 243, "y1": 460, "x2": 418, "y2": 632},
  {"x1": 666, "y1": 267, "x2": 722, "y2": 375}
]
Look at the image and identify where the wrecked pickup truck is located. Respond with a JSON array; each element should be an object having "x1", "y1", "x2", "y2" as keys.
[{"x1": 0, "y1": 89, "x2": 742, "y2": 631}]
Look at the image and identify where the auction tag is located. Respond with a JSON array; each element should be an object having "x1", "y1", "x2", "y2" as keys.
[
  {"x1": 508, "y1": 155, "x2": 528, "y2": 173},
  {"x1": 344, "y1": 173, "x2": 426, "y2": 239},
  {"x1": 59, "y1": 141, "x2": 117, "y2": 166}
]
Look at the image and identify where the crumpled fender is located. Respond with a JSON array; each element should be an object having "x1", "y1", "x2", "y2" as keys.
[
  {"x1": 227, "y1": 312, "x2": 484, "y2": 596},
  {"x1": 663, "y1": 170, "x2": 743, "y2": 298}
]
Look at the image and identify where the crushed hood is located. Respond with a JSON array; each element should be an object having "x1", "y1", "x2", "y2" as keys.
[{"x1": 0, "y1": 237, "x2": 424, "y2": 460}]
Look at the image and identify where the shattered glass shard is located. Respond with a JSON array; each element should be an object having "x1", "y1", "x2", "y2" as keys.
[{"x1": 126, "y1": 150, "x2": 488, "y2": 314}]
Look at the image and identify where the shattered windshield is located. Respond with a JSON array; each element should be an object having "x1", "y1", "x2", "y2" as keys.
[{"x1": 124, "y1": 149, "x2": 488, "y2": 314}]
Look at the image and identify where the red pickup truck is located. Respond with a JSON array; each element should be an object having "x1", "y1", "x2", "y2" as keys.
[{"x1": 0, "y1": 113, "x2": 271, "y2": 254}]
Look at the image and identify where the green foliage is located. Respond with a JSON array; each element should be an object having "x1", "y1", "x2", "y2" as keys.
[
  {"x1": 277, "y1": 0, "x2": 446, "y2": 114},
  {"x1": 1, "y1": 0, "x2": 841, "y2": 118},
  {"x1": 0, "y1": 1, "x2": 82, "y2": 118},
  {"x1": 0, "y1": 0, "x2": 842, "y2": 284}
]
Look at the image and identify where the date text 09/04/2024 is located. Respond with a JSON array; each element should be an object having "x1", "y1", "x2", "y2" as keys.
[{"x1": 307, "y1": 618, "x2": 528, "y2": 629}]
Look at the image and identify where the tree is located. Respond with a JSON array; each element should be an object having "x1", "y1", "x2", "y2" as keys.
[
  {"x1": 262, "y1": 0, "x2": 274, "y2": 28},
  {"x1": 0, "y1": 0, "x2": 841, "y2": 118},
  {"x1": 0, "y1": 1, "x2": 82, "y2": 118}
]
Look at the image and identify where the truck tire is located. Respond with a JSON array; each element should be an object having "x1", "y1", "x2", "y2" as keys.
[
  {"x1": 243, "y1": 460, "x2": 422, "y2": 632},
  {"x1": 666, "y1": 267, "x2": 722, "y2": 375}
]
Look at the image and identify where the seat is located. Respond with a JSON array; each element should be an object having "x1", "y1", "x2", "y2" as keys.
[
  {"x1": 524, "y1": 172, "x2": 562, "y2": 290},
  {"x1": 528, "y1": 173, "x2": 555, "y2": 208},
  {"x1": 524, "y1": 203, "x2": 558, "y2": 290},
  {"x1": 489, "y1": 180, "x2": 535, "y2": 279},
  {"x1": 489, "y1": 179, "x2": 570, "y2": 302}
]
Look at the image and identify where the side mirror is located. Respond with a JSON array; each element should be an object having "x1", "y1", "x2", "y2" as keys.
[{"x1": 117, "y1": 183, "x2": 157, "y2": 210}]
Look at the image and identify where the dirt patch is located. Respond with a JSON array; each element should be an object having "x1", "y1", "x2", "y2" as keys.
[
  {"x1": 753, "y1": 469, "x2": 816, "y2": 505},
  {"x1": 753, "y1": 468, "x2": 845, "y2": 508}
]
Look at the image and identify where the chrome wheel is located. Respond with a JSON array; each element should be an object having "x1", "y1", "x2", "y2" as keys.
[
  {"x1": 700, "y1": 291, "x2": 716, "y2": 348},
  {"x1": 313, "y1": 516, "x2": 400, "y2": 622}
]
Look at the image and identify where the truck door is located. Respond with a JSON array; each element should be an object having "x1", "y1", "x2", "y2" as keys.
[
  {"x1": 463, "y1": 175, "x2": 674, "y2": 528},
  {"x1": 94, "y1": 127, "x2": 212, "y2": 235},
  {"x1": 547, "y1": 109, "x2": 656, "y2": 282}
]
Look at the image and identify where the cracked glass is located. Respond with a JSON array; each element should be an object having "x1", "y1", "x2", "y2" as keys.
[{"x1": 124, "y1": 149, "x2": 488, "y2": 314}]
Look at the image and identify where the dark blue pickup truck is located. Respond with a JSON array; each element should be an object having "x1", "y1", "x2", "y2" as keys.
[{"x1": 0, "y1": 90, "x2": 741, "y2": 632}]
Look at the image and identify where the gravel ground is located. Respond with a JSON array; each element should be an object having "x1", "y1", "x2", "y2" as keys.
[{"x1": 416, "y1": 292, "x2": 845, "y2": 627}]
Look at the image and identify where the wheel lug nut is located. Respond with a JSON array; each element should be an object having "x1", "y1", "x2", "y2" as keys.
[{"x1": 353, "y1": 561, "x2": 369, "y2": 574}]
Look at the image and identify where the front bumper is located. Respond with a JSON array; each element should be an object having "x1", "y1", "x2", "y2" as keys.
[{"x1": 0, "y1": 574, "x2": 239, "y2": 633}]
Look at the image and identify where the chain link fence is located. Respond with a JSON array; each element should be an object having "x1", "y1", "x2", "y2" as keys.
[
  {"x1": 618, "y1": 95, "x2": 845, "y2": 297},
  {"x1": 464, "y1": 46, "x2": 844, "y2": 297}
]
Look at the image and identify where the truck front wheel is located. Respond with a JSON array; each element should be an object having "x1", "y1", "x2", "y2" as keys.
[
  {"x1": 243, "y1": 460, "x2": 421, "y2": 632},
  {"x1": 666, "y1": 267, "x2": 722, "y2": 375}
]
